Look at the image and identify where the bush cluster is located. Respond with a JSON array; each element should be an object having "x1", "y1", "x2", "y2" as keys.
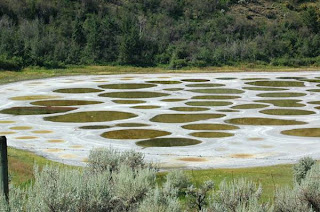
[{"x1": 0, "y1": 149, "x2": 319, "y2": 211}]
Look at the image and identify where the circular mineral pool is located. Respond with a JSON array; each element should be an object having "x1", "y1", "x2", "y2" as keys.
[
  {"x1": 101, "y1": 129, "x2": 171, "y2": 139},
  {"x1": 226, "y1": 117, "x2": 307, "y2": 125},
  {"x1": 281, "y1": 128, "x2": 320, "y2": 137},
  {"x1": 136, "y1": 137, "x2": 202, "y2": 147},
  {"x1": 99, "y1": 91, "x2": 169, "y2": 98},
  {"x1": 44, "y1": 111, "x2": 138, "y2": 123}
]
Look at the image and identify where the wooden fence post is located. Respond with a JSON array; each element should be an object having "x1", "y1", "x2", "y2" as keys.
[{"x1": 0, "y1": 136, "x2": 9, "y2": 201}]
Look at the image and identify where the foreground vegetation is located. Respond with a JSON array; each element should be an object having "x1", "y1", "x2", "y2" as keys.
[
  {"x1": 2, "y1": 148, "x2": 319, "y2": 211},
  {"x1": 1, "y1": 0, "x2": 320, "y2": 70},
  {"x1": 7, "y1": 147, "x2": 71, "y2": 187},
  {"x1": 8, "y1": 147, "x2": 293, "y2": 202}
]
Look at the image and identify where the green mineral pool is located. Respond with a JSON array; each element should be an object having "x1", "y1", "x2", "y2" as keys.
[
  {"x1": 44, "y1": 111, "x2": 138, "y2": 123},
  {"x1": 136, "y1": 137, "x2": 202, "y2": 147}
]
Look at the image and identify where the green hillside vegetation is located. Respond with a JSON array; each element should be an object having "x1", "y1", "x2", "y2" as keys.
[{"x1": 1, "y1": 0, "x2": 320, "y2": 70}]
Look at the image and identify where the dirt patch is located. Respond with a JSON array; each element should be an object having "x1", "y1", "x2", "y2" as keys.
[
  {"x1": 230, "y1": 154, "x2": 255, "y2": 159},
  {"x1": 48, "y1": 139, "x2": 65, "y2": 143},
  {"x1": 178, "y1": 157, "x2": 208, "y2": 162}
]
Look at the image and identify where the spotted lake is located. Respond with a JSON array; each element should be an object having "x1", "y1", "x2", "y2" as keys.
[{"x1": 0, "y1": 72, "x2": 319, "y2": 169}]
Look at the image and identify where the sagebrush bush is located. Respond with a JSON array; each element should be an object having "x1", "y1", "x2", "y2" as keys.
[
  {"x1": 166, "y1": 169, "x2": 191, "y2": 191},
  {"x1": 186, "y1": 180, "x2": 214, "y2": 211},
  {"x1": 0, "y1": 148, "x2": 158, "y2": 212},
  {"x1": 298, "y1": 163, "x2": 320, "y2": 211},
  {"x1": 293, "y1": 156, "x2": 316, "y2": 184},
  {"x1": 87, "y1": 148, "x2": 148, "y2": 173},
  {"x1": 274, "y1": 186, "x2": 309, "y2": 212},
  {"x1": 275, "y1": 163, "x2": 320, "y2": 212},
  {"x1": 208, "y1": 179, "x2": 265, "y2": 212},
  {"x1": 138, "y1": 180, "x2": 182, "y2": 212}
]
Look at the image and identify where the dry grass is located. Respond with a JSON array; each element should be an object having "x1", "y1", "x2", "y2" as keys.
[{"x1": 8, "y1": 147, "x2": 73, "y2": 186}]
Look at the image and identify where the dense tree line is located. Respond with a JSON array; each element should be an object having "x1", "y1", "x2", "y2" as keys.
[{"x1": 0, "y1": 0, "x2": 320, "y2": 70}]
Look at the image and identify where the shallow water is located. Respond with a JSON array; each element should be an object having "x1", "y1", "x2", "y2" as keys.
[
  {"x1": 0, "y1": 106, "x2": 77, "y2": 115},
  {"x1": 190, "y1": 131, "x2": 234, "y2": 138},
  {"x1": 131, "y1": 105, "x2": 161, "y2": 109},
  {"x1": 246, "y1": 81, "x2": 305, "y2": 87},
  {"x1": 257, "y1": 92, "x2": 307, "y2": 98},
  {"x1": 101, "y1": 129, "x2": 171, "y2": 139},
  {"x1": 31, "y1": 100, "x2": 103, "y2": 106},
  {"x1": 45, "y1": 111, "x2": 138, "y2": 123},
  {"x1": 192, "y1": 95, "x2": 240, "y2": 100},
  {"x1": 281, "y1": 128, "x2": 320, "y2": 137},
  {"x1": 260, "y1": 109, "x2": 315, "y2": 116},
  {"x1": 99, "y1": 83, "x2": 156, "y2": 89},
  {"x1": 10, "y1": 95, "x2": 60, "y2": 101},
  {"x1": 185, "y1": 83, "x2": 224, "y2": 87},
  {"x1": 242, "y1": 87, "x2": 287, "y2": 91},
  {"x1": 226, "y1": 117, "x2": 307, "y2": 125},
  {"x1": 185, "y1": 101, "x2": 233, "y2": 107},
  {"x1": 136, "y1": 137, "x2": 201, "y2": 147},
  {"x1": 54, "y1": 88, "x2": 103, "y2": 93},
  {"x1": 112, "y1": 100, "x2": 146, "y2": 104},
  {"x1": 100, "y1": 91, "x2": 169, "y2": 98},
  {"x1": 231, "y1": 104, "x2": 269, "y2": 109},
  {"x1": 255, "y1": 99, "x2": 305, "y2": 107},
  {"x1": 189, "y1": 88, "x2": 244, "y2": 94},
  {"x1": 150, "y1": 113, "x2": 225, "y2": 123},
  {"x1": 170, "y1": 107, "x2": 210, "y2": 112},
  {"x1": 146, "y1": 80, "x2": 181, "y2": 84},
  {"x1": 182, "y1": 124, "x2": 239, "y2": 130}
]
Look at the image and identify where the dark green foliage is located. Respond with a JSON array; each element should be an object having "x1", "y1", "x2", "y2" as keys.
[
  {"x1": 1, "y1": 0, "x2": 320, "y2": 70},
  {"x1": 0, "y1": 55, "x2": 23, "y2": 71}
]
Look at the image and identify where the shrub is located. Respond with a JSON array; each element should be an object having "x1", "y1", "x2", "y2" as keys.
[
  {"x1": 274, "y1": 163, "x2": 320, "y2": 212},
  {"x1": 0, "y1": 55, "x2": 23, "y2": 71},
  {"x1": 293, "y1": 156, "x2": 315, "y2": 184},
  {"x1": 138, "y1": 180, "x2": 181, "y2": 212},
  {"x1": 1, "y1": 148, "x2": 157, "y2": 211},
  {"x1": 186, "y1": 180, "x2": 214, "y2": 211},
  {"x1": 87, "y1": 148, "x2": 147, "y2": 173},
  {"x1": 166, "y1": 169, "x2": 191, "y2": 191},
  {"x1": 22, "y1": 163, "x2": 155, "y2": 211},
  {"x1": 274, "y1": 186, "x2": 310, "y2": 212},
  {"x1": 298, "y1": 163, "x2": 320, "y2": 211},
  {"x1": 208, "y1": 179, "x2": 265, "y2": 211}
]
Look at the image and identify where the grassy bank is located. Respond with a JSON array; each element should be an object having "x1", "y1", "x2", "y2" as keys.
[
  {"x1": 8, "y1": 147, "x2": 72, "y2": 186},
  {"x1": 156, "y1": 164, "x2": 293, "y2": 203},
  {"x1": 1, "y1": 64, "x2": 320, "y2": 85},
  {"x1": 186, "y1": 164, "x2": 293, "y2": 202}
]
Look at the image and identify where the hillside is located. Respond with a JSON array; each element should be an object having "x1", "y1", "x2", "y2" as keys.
[{"x1": 0, "y1": 0, "x2": 320, "y2": 70}]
